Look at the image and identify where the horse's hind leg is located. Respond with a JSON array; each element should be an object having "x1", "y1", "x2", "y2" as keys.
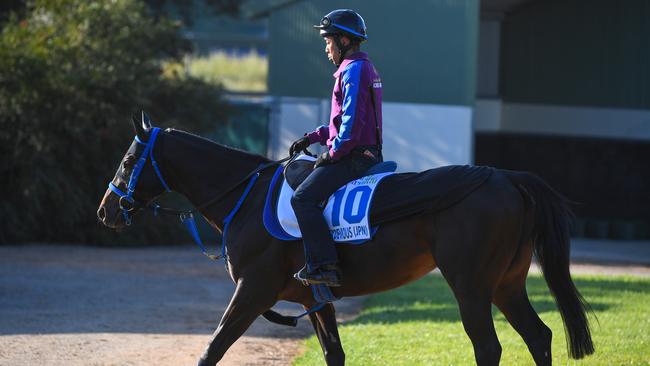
[
  {"x1": 494, "y1": 276, "x2": 552, "y2": 366},
  {"x1": 306, "y1": 303, "x2": 345, "y2": 365},
  {"x1": 454, "y1": 292, "x2": 502, "y2": 366}
]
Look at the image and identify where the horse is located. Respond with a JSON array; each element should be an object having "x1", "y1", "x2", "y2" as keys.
[{"x1": 97, "y1": 114, "x2": 594, "y2": 366}]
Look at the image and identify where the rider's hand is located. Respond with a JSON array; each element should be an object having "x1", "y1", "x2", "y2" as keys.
[
  {"x1": 289, "y1": 137, "x2": 310, "y2": 156},
  {"x1": 314, "y1": 151, "x2": 334, "y2": 168}
]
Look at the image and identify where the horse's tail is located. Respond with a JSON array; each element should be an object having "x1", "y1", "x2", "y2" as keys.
[{"x1": 504, "y1": 170, "x2": 594, "y2": 359}]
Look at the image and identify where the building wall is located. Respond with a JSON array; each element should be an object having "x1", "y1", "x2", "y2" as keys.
[
  {"x1": 476, "y1": 20, "x2": 500, "y2": 98},
  {"x1": 476, "y1": 0, "x2": 650, "y2": 139},
  {"x1": 267, "y1": 0, "x2": 480, "y2": 170},
  {"x1": 500, "y1": 0, "x2": 650, "y2": 110},
  {"x1": 474, "y1": 0, "x2": 650, "y2": 238}
]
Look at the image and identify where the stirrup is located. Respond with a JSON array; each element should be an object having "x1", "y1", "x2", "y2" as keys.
[
  {"x1": 293, "y1": 265, "x2": 341, "y2": 287},
  {"x1": 293, "y1": 266, "x2": 311, "y2": 287}
]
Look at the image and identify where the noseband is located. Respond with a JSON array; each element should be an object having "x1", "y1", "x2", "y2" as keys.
[{"x1": 108, "y1": 127, "x2": 171, "y2": 225}]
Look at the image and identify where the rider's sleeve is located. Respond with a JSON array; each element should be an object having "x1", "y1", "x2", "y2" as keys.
[
  {"x1": 305, "y1": 125, "x2": 329, "y2": 145},
  {"x1": 330, "y1": 61, "x2": 364, "y2": 160}
]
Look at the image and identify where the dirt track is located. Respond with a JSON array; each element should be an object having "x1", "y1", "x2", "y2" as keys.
[
  {"x1": 0, "y1": 245, "x2": 362, "y2": 366},
  {"x1": 0, "y1": 244, "x2": 647, "y2": 366}
]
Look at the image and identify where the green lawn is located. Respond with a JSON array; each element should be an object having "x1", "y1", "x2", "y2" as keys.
[
  {"x1": 162, "y1": 51, "x2": 268, "y2": 93},
  {"x1": 293, "y1": 274, "x2": 650, "y2": 365}
]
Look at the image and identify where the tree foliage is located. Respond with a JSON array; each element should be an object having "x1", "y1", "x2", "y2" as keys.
[{"x1": 0, "y1": 0, "x2": 228, "y2": 244}]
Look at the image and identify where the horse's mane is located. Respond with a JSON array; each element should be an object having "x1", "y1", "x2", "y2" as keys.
[{"x1": 165, "y1": 128, "x2": 271, "y2": 164}]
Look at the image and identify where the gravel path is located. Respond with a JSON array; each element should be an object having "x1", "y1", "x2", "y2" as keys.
[
  {"x1": 0, "y1": 245, "x2": 362, "y2": 366},
  {"x1": 0, "y1": 242, "x2": 646, "y2": 366}
]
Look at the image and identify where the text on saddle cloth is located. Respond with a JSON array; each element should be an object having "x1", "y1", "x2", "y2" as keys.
[{"x1": 264, "y1": 155, "x2": 396, "y2": 243}]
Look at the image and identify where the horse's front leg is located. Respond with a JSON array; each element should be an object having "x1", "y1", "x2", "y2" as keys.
[
  {"x1": 198, "y1": 278, "x2": 276, "y2": 366},
  {"x1": 307, "y1": 302, "x2": 345, "y2": 365}
]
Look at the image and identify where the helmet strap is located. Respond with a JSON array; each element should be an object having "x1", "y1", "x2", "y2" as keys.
[{"x1": 333, "y1": 34, "x2": 352, "y2": 67}]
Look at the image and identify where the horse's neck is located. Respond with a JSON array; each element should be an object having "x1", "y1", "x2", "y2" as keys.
[{"x1": 160, "y1": 131, "x2": 266, "y2": 227}]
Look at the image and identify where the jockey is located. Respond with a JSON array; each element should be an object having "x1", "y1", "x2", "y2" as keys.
[{"x1": 289, "y1": 9, "x2": 383, "y2": 287}]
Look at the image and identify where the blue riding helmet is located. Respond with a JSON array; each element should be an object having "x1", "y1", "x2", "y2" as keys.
[{"x1": 314, "y1": 9, "x2": 367, "y2": 42}]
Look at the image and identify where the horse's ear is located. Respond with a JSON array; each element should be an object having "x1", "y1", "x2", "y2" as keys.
[
  {"x1": 141, "y1": 111, "x2": 153, "y2": 129},
  {"x1": 131, "y1": 112, "x2": 148, "y2": 142}
]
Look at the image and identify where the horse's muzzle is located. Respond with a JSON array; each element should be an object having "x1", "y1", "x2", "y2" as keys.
[{"x1": 97, "y1": 202, "x2": 128, "y2": 229}]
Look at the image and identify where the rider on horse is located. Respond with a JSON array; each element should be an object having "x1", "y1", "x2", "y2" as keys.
[{"x1": 289, "y1": 9, "x2": 384, "y2": 287}]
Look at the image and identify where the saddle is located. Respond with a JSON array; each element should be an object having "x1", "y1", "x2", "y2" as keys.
[{"x1": 283, "y1": 156, "x2": 398, "y2": 190}]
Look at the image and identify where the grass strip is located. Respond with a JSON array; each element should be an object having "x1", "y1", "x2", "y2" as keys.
[{"x1": 294, "y1": 273, "x2": 650, "y2": 365}]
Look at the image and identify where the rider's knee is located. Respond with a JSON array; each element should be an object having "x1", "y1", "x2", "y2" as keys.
[
  {"x1": 291, "y1": 187, "x2": 320, "y2": 209},
  {"x1": 291, "y1": 189, "x2": 306, "y2": 208}
]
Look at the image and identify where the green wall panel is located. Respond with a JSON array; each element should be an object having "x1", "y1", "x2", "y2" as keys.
[
  {"x1": 206, "y1": 102, "x2": 269, "y2": 155},
  {"x1": 167, "y1": 0, "x2": 268, "y2": 53},
  {"x1": 501, "y1": 0, "x2": 650, "y2": 109},
  {"x1": 268, "y1": 0, "x2": 479, "y2": 106}
]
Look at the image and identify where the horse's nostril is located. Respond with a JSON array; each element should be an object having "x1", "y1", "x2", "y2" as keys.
[{"x1": 97, "y1": 207, "x2": 106, "y2": 221}]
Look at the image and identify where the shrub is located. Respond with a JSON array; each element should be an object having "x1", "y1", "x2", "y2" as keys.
[{"x1": 0, "y1": 0, "x2": 228, "y2": 244}]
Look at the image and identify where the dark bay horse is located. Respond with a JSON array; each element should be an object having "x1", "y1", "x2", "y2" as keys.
[{"x1": 97, "y1": 116, "x2": 594, "y2": 365}]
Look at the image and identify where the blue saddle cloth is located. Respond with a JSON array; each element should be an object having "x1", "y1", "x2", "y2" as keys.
[{"x1": 263, "y1": 160, "x2": 398, "y2": 244}]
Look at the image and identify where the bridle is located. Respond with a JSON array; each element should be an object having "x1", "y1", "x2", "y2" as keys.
[
  {"x1": 106, "y1": 127, "x2": 292, "y2": 258},
  {"x1": 108, "y1": 127, "x2": 170, "y2": 225}
]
